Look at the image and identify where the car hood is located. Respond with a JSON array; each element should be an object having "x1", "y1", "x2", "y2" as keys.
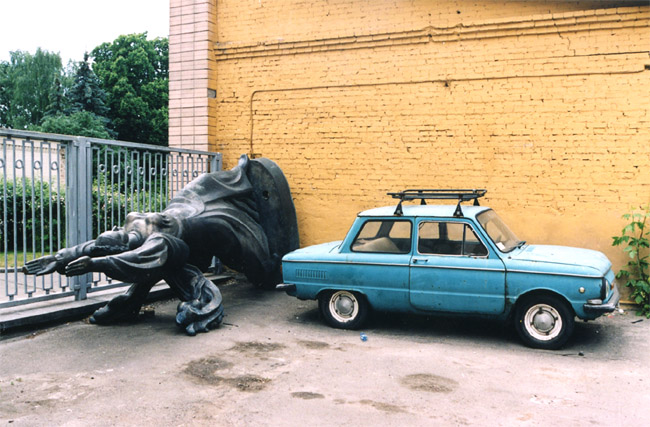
[
  {"x1": 283, "y1": 241, "x2": 342, "y2": 260},
  {"x1": 508, "y1": 245, "x2": 612, "y2": 275}
]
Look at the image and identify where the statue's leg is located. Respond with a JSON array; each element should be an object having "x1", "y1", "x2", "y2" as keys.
[
  {"x1": 166, "y1": 264, "x2": 224, "y2": 336},
  {"x1": 89, "y1": 281, "x2": 156, "y2": 324}
]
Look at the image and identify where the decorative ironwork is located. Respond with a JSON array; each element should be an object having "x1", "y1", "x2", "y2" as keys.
[{"x1": 1, "y1": 129, "x2": 221, "y2": 310}]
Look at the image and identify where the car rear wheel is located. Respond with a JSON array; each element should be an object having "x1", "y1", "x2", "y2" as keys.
[
  {"x1": 319, "y1": 290, "x2": 368, "y2": 330},
  {"x1": 515, "y1": 294, "x2": 575, "y2": 350}
]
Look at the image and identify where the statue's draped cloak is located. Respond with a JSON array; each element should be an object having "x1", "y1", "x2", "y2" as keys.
[
  {"x1": 96, "y1": 156, "x2": 272, "y2": 284},
  {"x1": 165, "y1": 156, "x2": 272, "y2": 278}
]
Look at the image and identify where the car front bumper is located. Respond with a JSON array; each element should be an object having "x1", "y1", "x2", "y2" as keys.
[
  {"x1": 276, "y1": 283, "x2": 297, "y2": 295},
  {"x1": 583, "y1": 284, "x2": 620, "y2": 315}
]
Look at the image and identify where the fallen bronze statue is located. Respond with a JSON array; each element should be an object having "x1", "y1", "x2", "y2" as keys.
[{"x1": 23, "y1": 155, "x2": 299, "y2": 335}]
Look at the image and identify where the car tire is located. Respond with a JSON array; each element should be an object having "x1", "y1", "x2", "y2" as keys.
[
  {"x1": 514, "y1": 294, "x2": 575, "y2": 350},
  {"x1": 318, "y1": 290, "x2": 368, "y2": 330}
]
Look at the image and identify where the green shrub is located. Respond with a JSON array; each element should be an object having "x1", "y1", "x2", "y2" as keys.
[
  {"x1": 0, "y1": 178, "x2": 66, "y2": 252},
  {"x1": 90, "y1": 177, "x2": 168, "y2": 235},
  {"x1": 1, "y1": 175, "x2": 170, "y2": 254},
  {"x1": 612, "y1": 205, "x2": 650, "y2": 317}
]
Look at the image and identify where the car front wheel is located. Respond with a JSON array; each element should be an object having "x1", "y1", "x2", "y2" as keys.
[
  {"x1": 319, "y1": 290, "x2": 368, "y2": 330},
  {"x1": 514, "y1": 295, "x2": 575, "y2": 350}
]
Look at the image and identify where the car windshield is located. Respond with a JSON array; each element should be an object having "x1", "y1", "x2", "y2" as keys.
[{"x1": 476, "y1": 209, "x2": 522, "y2": 253}]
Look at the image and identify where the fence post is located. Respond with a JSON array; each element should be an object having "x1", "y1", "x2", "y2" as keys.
[
  {"x1": 66, "y1": 138, "x2": 93, "y2": 300},
  {"x1": 210, "y1": 153, "x2": 221, "y2": 173}
]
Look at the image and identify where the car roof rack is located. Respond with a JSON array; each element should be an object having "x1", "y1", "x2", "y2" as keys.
[{"x1": 387, "y1": 189, "x2": 487, "y2": 217}]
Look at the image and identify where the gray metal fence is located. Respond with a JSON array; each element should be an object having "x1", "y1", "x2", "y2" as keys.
[{"x1": 0, "y1": 129, "x2": 221, "y2": 308}]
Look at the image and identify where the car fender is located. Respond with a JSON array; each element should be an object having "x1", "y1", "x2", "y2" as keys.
[{"x1": 505, "y1": 271, "x2": 605, "y2": 319}]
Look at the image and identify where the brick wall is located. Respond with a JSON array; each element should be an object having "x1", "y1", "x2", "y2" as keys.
[
  {"x1": 169, "y1": 1, "x2": 650, "y2": 292},
  {"x1": 169, "y1": 0, "x2": 218, "y2": 150}
]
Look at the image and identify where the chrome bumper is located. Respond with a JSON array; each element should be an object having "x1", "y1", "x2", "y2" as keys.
[
  {"x1": 276, "y1": 283, "x2": 296, "y2": 293},
  {"x1": 583, "y1": 284, "x2": 620, "y2": 314}
]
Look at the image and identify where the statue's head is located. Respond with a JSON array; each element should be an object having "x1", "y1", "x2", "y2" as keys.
[{"x1": 125, "y1": 212, "x2": 182, "y2": 238}]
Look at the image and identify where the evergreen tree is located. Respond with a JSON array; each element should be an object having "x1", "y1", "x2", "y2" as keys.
[
  {"x1": 45, "y1": 76, "x2": 69, "y2": 117},
  {"x1": 68, "y1": 53, "x2": 109, "y2": 118},
  {"x1": 0, "y1": 61, "x2": 11, "y2": 127}
]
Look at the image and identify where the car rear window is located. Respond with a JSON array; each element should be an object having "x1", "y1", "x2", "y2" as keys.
[{"x1": 351, "y1": 219, "x2": 412, "y2": 254}]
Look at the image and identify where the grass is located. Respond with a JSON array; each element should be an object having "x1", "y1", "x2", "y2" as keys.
[{"x1": 0, "y1": 251, "x2": 51, "y2": 269}]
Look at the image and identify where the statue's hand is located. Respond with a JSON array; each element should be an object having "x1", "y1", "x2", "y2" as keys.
[
  {"x1": 23, "y1": 255, "x2": 60, "y2": 276},
  {"x1": 65, "y1": 256, "x2": 94, "y2": 276}
]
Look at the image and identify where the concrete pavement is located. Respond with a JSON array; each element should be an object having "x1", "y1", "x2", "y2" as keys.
[{"x1": 1, "y1": 275, "x2": 649, "y2": 426}]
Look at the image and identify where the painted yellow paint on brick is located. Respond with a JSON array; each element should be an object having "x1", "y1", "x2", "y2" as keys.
[{"x1": 169, "y1": 1, "x2": 650, "y2": 300}]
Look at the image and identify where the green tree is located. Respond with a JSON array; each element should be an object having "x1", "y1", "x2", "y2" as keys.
[
  {"x1": 0, "y1": 49, "x2": 63, "y2": 129},
  {"x1": 69, "y1": 53, "x2": 109, "y2": 118},
  {"x1": 0, "y1": 60, "x2": 10, "y2": 127},
  {"x1": 45, "y1": 76, "x2": 70, "y2": 117},
  {"x1": 91, "y1": 33, "x2": 168, "y2": 146},
  {"x1": 30, "y1": 111, "x2": 112, "y2": 139},
  {"x1": 45, "y1": 60, "x2": 77, "y2": 117}
]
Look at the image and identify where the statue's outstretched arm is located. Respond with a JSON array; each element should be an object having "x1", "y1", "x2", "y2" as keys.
[
  {"x1": 23, "y1": 229, "x2": 135, "y2": 276},
  {"x1": 23, "y1": 241, "x2": 96, "y2": 276},
  {"x1": 65, "y1": 232, "x2": 189, "y2": 284},
  {"x1": 23, "y1": 255, "x2": 62, "y2": 276}
]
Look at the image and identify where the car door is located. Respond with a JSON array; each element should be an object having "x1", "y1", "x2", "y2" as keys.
[
  {"x1": 409, "y1": 219, "x2": 506, "y2": 314},
  {"x1": 341, "y1": 218, "x2": 413, "y2": 310}
]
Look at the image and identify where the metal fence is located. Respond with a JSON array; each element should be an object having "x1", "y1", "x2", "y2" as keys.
[{"x1": 0, "y1": 129, "x2": 221, "y2": 308}]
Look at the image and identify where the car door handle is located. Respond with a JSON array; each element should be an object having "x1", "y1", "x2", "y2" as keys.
[{"x1": 412, "y1": 258, "x2": 428, "y2": 264}]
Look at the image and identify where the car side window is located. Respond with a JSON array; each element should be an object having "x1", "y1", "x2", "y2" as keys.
[
  {"x1": 464, "y1": 226, "x2": 489, "y2": 257},
  {"x1": 352, "y1": 220, "x2": 412, "y2": 254},
  {"x1": 418, "y1": 222, "x2": 488, "y2": 257}
]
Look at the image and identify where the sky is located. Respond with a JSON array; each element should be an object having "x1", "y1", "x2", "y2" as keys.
[{"x1": 0, "y1": 0, "x2": 169, "y2": 65}]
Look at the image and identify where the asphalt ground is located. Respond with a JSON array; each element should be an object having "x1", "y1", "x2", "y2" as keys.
[{"x1": 1, "y1": 275, "x2": 649, "y2": 426}]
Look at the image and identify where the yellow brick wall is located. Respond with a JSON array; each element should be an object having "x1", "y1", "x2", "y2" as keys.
[{"x1": 169, "y1": 1, "x2": 650, "y2": 299}]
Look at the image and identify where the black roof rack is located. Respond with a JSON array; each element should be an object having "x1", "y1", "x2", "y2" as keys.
[{"x1": 387, "y1": 189, "x2": 487, "y2": 217}]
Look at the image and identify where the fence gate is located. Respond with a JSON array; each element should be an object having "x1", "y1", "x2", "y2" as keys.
[{"x1": 0, "y1": 129, "x2": 221, "y2": 309}]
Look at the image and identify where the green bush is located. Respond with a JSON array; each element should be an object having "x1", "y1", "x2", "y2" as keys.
[
  {"x1": 612, "y1": 205, "x2": 650, "y2": 317},
  {"x1": 0, "y1": 178, "x2": 66, "y2": 252},
  {"x1": 90, "y1": 177, "x2": 168, "y2": 235},
  {"x1": 0, "y1": 176, "x2": 170, "y2": 254}
]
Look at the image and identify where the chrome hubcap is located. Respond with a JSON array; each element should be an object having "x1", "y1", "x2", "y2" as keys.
[
  {"x1": 329, "y1": 291, "x2": 358, "y2": 323},
  {"x1": 532, "y1": 310, "x2": 555, "y2": 333},
  {"x1": 524, "y1": 303, "x2": 562, "y2": 342},
  {"x1": 335, "y1": 296, "x2": 354, "y2": 316}
]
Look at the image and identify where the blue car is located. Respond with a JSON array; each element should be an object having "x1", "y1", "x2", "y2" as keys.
[{"x1": 278, "y1": 189, "x2": 619, "y2": 349}]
